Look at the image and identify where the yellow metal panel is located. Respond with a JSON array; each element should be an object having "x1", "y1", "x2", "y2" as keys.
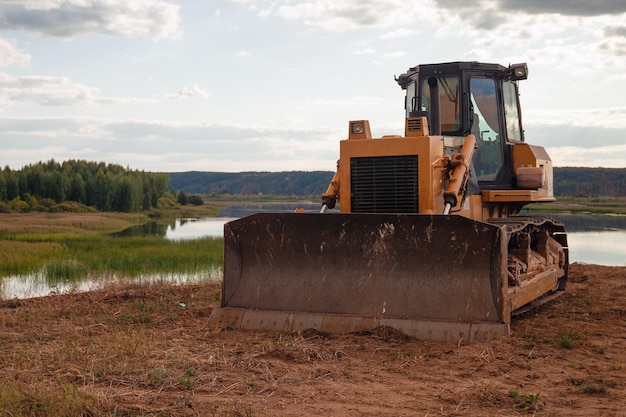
[
  {"x1": 481, "y1": 190, "x2": 555, "y2": 203},
  {"x1": 339, "y1": 135, "x2": 445, "y2": 213}
]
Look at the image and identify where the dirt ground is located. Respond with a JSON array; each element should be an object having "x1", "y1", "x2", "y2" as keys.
[{"x1": 1, "y1": 263, "x2": 625, "y2": 416}]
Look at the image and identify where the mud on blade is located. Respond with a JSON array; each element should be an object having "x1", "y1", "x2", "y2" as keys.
[{"x1": 213, "y1": 213, "x2": 509, "y2": 342}]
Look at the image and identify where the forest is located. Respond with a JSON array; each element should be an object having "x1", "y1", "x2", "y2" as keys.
[
  {"x1": 169, "y1": 167, "x2": 626, "y2": 198},
  {"x1": 553, "y1": 167, "x2": 626, "y2": 197},
  {"x1": 0, "y1": 160, "x2": 170, "y2": 213}
]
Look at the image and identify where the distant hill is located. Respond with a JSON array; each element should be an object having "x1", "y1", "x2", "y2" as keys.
[
  {"x1": 553, "y1": 167, "x2": 626, "y2": 197},
  {"x1": 168, "y1": 167, "x2": 626, "y2": 198},
  {"x1": 168, "y1": 171, "x2": 333, "y2": 197}
]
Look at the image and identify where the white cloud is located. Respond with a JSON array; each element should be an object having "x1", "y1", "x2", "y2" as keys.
[
  {"x1": 383, "y1": 51, "x2": 406, "y2": 59},
  {"x1": 526, "y1": 107, "x2": 626, "y2": 129},
  {"x1": 241, "y1": 0, "x2": 438, "y2": 32},
  {"x1": 0, "y1": 38, "x2": 31, "y2": 67},
  {"x1": 0, "y1": 0, "x2": 181, "y2": 40},
  {"x1": 164, "y1": 84, "x2": 209, "y2": 100},
  {"x1": 548, "y1": 144, "x2": 626, "y2": 168},
  {"x1": 380, "y1": 28, "x2": 418, "y2": 39},
  {"x1": 0, "y1": 73, "x2": 153, "y2": 107},
  {"x1": 0, "y1": 116, "x2": 339, "y2": 171},
  {"x1": 352, "y1": 42, "x2": 375, "y2": 55}
]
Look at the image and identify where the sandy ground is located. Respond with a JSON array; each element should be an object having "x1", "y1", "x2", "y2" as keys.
[{"x1": 1, "y1": 263, "x2": 625, "y2": 416}]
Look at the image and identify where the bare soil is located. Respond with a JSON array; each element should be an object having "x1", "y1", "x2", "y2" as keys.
[{"x1": 1, "y1": 263, "x2": 625, "y2": 416}]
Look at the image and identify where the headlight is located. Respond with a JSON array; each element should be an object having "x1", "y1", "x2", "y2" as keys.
[{"x1": 509, "y1": 63, "x2": 528, "y2": 80}]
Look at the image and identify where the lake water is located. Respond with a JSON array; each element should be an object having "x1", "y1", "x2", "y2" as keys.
[
  {"x1": 164, "y1": 213, "x2": 625, "y2": 267},
  {"x1": 2, "y1": 207, "x2": 624, "y2": 299},
  {"x1": 161, "y1": 208, "x2": 626, "y2": 267}
]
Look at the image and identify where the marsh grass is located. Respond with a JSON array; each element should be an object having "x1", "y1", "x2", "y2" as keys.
[
  {"x1": 0, "y1": 212, "x2": 224, "y2": 290},
  {"x1": 0, "y1": 233, "x2": 223, "y2": 280}
]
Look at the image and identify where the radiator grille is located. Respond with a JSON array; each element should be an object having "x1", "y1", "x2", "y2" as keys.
[{"x1": 350, "y1": 155, "x2": 419, "y2": 213}]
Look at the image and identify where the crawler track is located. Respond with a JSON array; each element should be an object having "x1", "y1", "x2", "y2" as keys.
[{"x1": 489, "y1": 216, "x2": 568, "y2": 313}]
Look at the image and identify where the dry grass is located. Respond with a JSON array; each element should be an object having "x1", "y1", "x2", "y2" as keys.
[
  {"x1": 0, "y1": 212, "x2": 150, "y2": 234},
  {"x1": 1, "y1": 264, "x2": 625, "y2": 416}
]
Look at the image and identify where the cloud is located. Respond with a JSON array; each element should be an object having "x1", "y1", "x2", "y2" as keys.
[
  {"x1": 434, "y1": 0, "x2": 626, "y2": 18},
  {"x1": 163, "y1": 84, "x2": 209, "y2": 100},
  {"x1": 352, "y1": 42, "x2": 375, "y2": 55},
  {"x1": 238, "y1": 0, "x2": 435, "y2": 31},
  {"x1": 548, "y1": 144, "x2": 626, "y2": 168},
  {"x1": 605, "y1": 24, "x2": 626, "y2": 37},
  {"x1": 525, "y1": 124, "x2": 626, "y2": 151},
  {"x1": 0, "y1": 73, "x2": 153, "y2": 107},
  {"x1": 0, "y1": 116, "x2": 339, "y2": 172},
  {"x1": 383, "y1": 51, "x2": 406, "y2": 59},
  {"x1": 380, "y1": 28, "x2": 418, "y2": 39},
  {"x1": 0, "y1": 0, "x2": 181, "y2": 40},
  {"x1": 0, "y1": 38, "x2": 31, "y2": 67},
  {"x1": 525, "y1": 107, "x2": 626, "y2": 130},
  {"x1": 496, "y1": 0, "x2": 626, "y2": 17}
]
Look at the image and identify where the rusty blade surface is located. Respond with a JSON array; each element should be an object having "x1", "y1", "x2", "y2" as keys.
[{"x1": 222, "y1": 213, "x2": 507, "y2": 324}]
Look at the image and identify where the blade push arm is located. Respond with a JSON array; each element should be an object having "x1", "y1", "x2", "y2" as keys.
[
  {"x1": 321, "y1": 160, "x2": 340, "y2": 213},
  {"x1": 443, "y1": 134, "x2": 476, "y2": 214}
]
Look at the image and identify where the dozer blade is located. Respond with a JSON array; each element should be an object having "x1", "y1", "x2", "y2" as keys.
[{"x1": 209, "y1": 213, "x2": 510, "y2": 343}]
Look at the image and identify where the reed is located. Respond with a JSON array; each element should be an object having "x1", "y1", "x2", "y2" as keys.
[{"x1": 0, "y1": 233, "x2": 223, "y2": 280}]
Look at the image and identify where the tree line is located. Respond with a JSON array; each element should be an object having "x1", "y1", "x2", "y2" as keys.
[
  {"x1": 167, "y1": 171, "x2": 333, "y2": 197},
  {"x1": 0, "y1": 159, "x2": 170, "y2": 213},
  {"x1": 553, "y1": 167, "x2": 626, "y2": 197},
  {"x1": 169, "y1": 167, "x2": 626, "y2": 198}
]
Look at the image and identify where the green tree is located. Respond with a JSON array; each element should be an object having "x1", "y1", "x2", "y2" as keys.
[
  {"x1": 69, "y1": 173, "x2": 86, "y2": 203},
  {"x1": 188, "y1": 194, "x2": 204, "y2": 205},
  {"x1": 177, "y1": 190, "x2": 189, "y2": 205},
  {"x1": 0, "y1": 171, "x2": 6, "y2": 201},
  {"x1": 6, "y1": 172, "x2": 19, "y2": 201}
]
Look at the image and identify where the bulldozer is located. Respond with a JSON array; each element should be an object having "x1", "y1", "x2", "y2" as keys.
[{"x1": 209, "y1": 61, "x2": 568, "y2": 343}]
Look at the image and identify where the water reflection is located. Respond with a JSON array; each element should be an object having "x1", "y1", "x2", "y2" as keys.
[
  {"x1": 111, "y1": 221, "x2": 168, "y2": 238},
  {"x1": 1, "y1": 268, "x2": 222, "y2": 300},
  {"x1": 567, "y1": 232, "x2": 626, "y2": 267},
  {"x1": 166, "y1": 217, "x2": 237, "y2": 240},
  {"x1": 163, "y1": 210, "x2": 626, "y2": 266},
  {"x1": 547, "y1": 213, "x2": 626, "y2": 232}
]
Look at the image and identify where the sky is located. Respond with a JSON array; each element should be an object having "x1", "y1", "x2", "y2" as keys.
[{"x1": 0, "y1": 0, "x2": 625, "y2": 173}]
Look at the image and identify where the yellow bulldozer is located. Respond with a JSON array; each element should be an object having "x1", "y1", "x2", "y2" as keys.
[{"x1": 209, "y1": 61, "x2": 568, "y2": 343}]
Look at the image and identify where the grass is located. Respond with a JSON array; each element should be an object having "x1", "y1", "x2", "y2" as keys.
[
  {"x1": 0, "y1": 282, "x2": 262, "y2": 416},
  {"x1": 508, "y1": 391, "x2": 541, "y2": 411},
  {"x1": 582, "y1": 384, "x2": 607, "y2": 394},
  {"x1": 524, "y1": 197, "x2": 626, "y2": 215},
  {"x1": 0, "y1": 210, "x2": 224, "y2": 293},
  {"x1": 0, "y1": 263, "x2": 624, "y2": 416},
  {"x1": 0, "y1": 231, "x2": 223, "y2": 280}
]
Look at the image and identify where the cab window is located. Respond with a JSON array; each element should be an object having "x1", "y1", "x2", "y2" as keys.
[
  {"x1": 420, "y1": 76, "x2": 460, "y2": 133},
  {"x1": 503, "y1": 81, "x2": 523, "y2": 142},
  {"x1": 470, "y1": 77, "x2": 503, "y2": 181}
]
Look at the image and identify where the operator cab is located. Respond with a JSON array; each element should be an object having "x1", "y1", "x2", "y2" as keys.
[{"x1": 396, "y1": 61, "x2": 528, "y2": 190}]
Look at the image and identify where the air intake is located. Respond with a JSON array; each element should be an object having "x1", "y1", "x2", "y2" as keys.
[
  {"x1": 350, "y1": 155, "x2": 419, "y2": 213},
  {"x1": 405, "y1": 116, "x2": 429, "y2": 137}
]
